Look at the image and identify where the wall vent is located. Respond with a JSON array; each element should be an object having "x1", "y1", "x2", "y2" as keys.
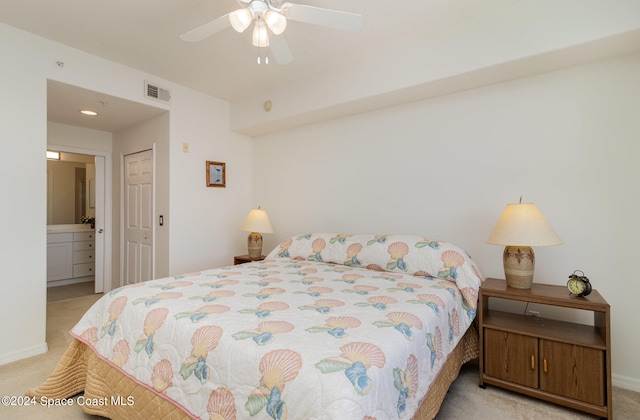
[{"x1": 144, "y1": 81, "x2": 171, "y2": 104}]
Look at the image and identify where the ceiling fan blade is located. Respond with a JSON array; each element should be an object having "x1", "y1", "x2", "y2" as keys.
[
  {"x1": 180, "y1": 14, "x2": 231, "y2": 42},
  {"x1": 281, "y1": 3, "x2": 362, "y2": 32},
  {"x1": 270, "y1": 35, "x2": 294, "y2": 65}
]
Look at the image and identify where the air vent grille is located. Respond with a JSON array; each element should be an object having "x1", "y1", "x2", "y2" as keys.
[{"x1": 144, "y1": 81, "x2": 171, "y2": 104}]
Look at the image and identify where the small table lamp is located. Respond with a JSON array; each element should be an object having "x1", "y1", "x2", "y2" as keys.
[
  {"x1": 486, "y1": 199, "x2": 563, "y2": 289},
  {"x1": 239, "y1": 206, "x2": 274, "y2": 259}
]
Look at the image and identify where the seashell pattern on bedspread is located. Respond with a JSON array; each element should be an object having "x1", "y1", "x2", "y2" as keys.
[{"x1": 70, "y1": 234, "x2": 483, "y2": 419}]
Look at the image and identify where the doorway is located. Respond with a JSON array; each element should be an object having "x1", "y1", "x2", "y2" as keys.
[{"x1": 47, "y1": 145, "x2": 112, "y2": 296}]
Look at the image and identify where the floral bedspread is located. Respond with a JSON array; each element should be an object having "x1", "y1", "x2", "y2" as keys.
[{"x1": 71, "y1": 234, "x2": 482, "y2": 420}]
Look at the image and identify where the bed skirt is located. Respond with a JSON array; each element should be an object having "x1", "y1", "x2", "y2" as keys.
[
  {"x1": 27, "y1": 323, "x2": 478, "y2": 419},
  {"x1": 413, "y1": 321, "x2": 479, "y2": 419}
]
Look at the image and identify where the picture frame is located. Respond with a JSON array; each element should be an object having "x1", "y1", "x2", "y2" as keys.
[{"x1": 206, "y1": 161, "x2": 226, "y2": 188}]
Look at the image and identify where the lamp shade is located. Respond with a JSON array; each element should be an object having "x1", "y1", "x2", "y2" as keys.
[
  {"x1": 264, "y1": 10, "x2": 287, "y2": 35},
  {"x1": 239, "y1": 207, "x2": 274, "y2": 234},
  {"x1": 486, "y1": 203, "x2": 562, "y2": 247},
  {"x1": 229, "y1": 8, "x2": 253, "y2": 33},
  {"x1": 252, "y1": 21, "x2": 269, "y2": 47}
]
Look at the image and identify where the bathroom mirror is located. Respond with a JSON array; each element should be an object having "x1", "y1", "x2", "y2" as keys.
[{"x1": 47, "y1": 151, "x2": 96, "y2": 225}]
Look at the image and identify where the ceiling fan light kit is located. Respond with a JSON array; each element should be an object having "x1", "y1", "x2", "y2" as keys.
[
  {"x1": 234, "y1": 1, "x2": 286, "y2": 48},
  {"x1": 180, "y1": 0, "x2": 363, "y2": 65}
]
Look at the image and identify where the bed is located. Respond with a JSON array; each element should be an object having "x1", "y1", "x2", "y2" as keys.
[{"x1": 29, "y1": 233, "x2": 483, "y2": 419}]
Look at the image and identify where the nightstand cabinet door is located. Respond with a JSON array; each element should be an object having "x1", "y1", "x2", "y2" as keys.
[
  {"x1": 484, "y1": 329, "x2": 538, "y2": 388},
  {"x1": 539, "y1": 340, "x2": 605, "y2": 406}
]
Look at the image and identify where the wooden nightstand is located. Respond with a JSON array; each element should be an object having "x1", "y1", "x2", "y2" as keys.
[
  {"x1": 233, "y1": 254, "x2": 266, "y2": 265},
  {"x1": 479, "y1": 278, "x2": 611, "y2": 418}
]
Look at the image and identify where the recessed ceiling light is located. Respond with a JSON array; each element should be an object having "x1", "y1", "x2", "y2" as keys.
[
  {"x1": 80, "y1": 109, "x2": 98, "y2": 116},
  {"x1": 46, "y1": 151, "x2": 60, "y2": 160}
]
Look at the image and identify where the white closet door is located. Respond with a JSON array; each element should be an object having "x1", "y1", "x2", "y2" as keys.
[{"x1": 123, "y1": 149, "x2": 154, "y2": 285}]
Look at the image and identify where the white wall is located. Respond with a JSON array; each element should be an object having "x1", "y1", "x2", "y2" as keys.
[
  {"x1": 168, "y1": 87, "x2": 254, "y2": 273},
  {"x1": 0, "y1": 26, "x2": 48, "y2": 362},
  {"x1": 0, "y1": 23, "x2": 253, "y2": 364},
  {"x1": 252, "y1": 53, "x2": 640, "y2": 389},
  {"x1": 48, "y1": 122, "x2": 113, "y2": 153}
]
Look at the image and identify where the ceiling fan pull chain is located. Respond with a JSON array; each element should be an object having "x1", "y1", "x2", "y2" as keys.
[{"x1": 256, "y1": 44, "x2": 269, "y2": 65}]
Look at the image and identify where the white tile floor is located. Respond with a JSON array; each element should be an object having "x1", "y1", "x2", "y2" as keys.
[{"x1": 47, "y1": 281, "x2": 99, "y2": 303}]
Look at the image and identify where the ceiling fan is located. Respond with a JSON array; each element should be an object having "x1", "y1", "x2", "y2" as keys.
[{"x1": 180, "y1": 0, "x2": 362, "y2": 64}]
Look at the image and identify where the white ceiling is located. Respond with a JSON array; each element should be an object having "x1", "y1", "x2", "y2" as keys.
[
  {"x1": 0, "y1": 0, "x2": 517, "y2": 101},
  {"x1": 3, "y1": 1, "x2": 639, "y2": 134},
  {"x1": 47, "y1": 80, "x2": 168, "y2": 132},
  {"x1": 0, "y1": 0, "x2": 519, "y2": 132}
]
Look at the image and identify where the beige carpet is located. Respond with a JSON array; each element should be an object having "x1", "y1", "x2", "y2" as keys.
[
  {"x1": 47, "y1": 282, "x2": 96, "y2": 304},
  {"x1": 1, "y1": 294, "x2": 638, "y2": 419},
  {"x1": 0, "y1": 294, "x2": 103, "y2": 420}
]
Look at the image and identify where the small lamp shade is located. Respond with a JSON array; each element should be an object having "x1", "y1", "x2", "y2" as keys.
[
  {"x1": 264, "y1": 10, "x2": 287, "y2": 35},
  {"x1": 239, "y1": 207, "x2": 274, "y2": 259},
  {"x1": 252, "y1": 20, "x2": 269, "y2": 47},
  {"x1": 487, "y1": 202, "x2": 562, "y2": 289},
  {"x1": 229, "y1": 8, "x2": 253, "y2": 33}
]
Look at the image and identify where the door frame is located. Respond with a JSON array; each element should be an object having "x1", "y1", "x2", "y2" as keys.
[
  {"x1": 47, "y1": 144, "x2": 113, "y2": 293},
  {"x1": 119, "y1": 145, "x2": 156, "y2": 286}
]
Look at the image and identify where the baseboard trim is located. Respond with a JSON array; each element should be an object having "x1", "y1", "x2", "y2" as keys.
[
  {"x1": 0, "y1": 342, "x2": 48, "y2": 366},
  {"x1": 48, "y1": 276, "x2": 94, "y2": 288},
  {"x1": 613, "y1": 373, "x2": 640, "y2": 392}
]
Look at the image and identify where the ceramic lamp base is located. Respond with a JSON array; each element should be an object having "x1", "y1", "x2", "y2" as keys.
[
  {"x1": 247, "y1": 232, "x2": 263, "y2": 260},
  {"x1": 503, "y1": 245, "x2": 535, "y2": 289}
]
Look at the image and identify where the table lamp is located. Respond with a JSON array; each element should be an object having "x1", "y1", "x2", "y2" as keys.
[
  {"x1": 486, "y1": 199, "x2": 562, "y2": 289},
  {"x1": 239, "y1": 206, "x2": 274, "y2": 259}
]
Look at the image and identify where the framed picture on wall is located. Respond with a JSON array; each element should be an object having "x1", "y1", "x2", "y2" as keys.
[{"x1": 206, "y1": 161, "x2": 226, "y2": 188}]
